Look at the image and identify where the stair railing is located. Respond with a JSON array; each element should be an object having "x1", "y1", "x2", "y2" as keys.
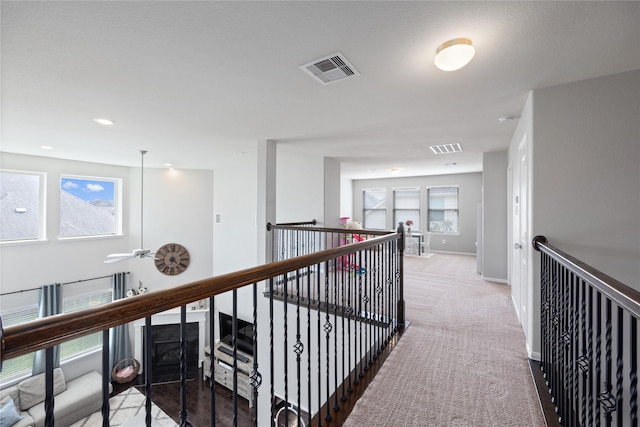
[
  {"x1": 0, "y1": 224, "x2": 404, "y2": 427},
  {"x1": 533, "y1": 235, "x2": 639, "y2": 427}
]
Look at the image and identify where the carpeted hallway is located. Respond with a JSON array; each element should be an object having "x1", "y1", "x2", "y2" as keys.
[{"x1": 343, "y1": 253, "x2": 546, "y2": 426}]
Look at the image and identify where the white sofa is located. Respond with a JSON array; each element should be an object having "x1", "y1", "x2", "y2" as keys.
[{"x1": 0, "y1": 369, "x2": 111, "y2": 427}]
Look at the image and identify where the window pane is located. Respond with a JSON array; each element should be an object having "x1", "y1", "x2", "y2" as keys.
[
  {"x1": 428, "y1": 187, "x2": 459, "y2": 233},
  {"x1": 60, "y1": 177, "x2": 118, "y2": 237},
  {"x1": 0, "y1": 305, "x2": 38, "y2": 382},
  {"x1": 0, "y1": 171, "x2": 43, "y2": 241},
  {"x1": 60, "y1": 289, "x2": 112, "y2": 360},
  {"x1": 363, "y1": 189, "x2": 386, "y2": 230},
  {"x1": 394, "y1": 188, "x2": 419, "y2": 229},
  {"x1": 364, "y1": 209, "x2": 386, "y2": 230},
  {"x1": 363, "y1": 189, "x2": 386, "y2": 209},
  {"x1": 393, "y1": 188, "x2": 419, "y2": 209}
]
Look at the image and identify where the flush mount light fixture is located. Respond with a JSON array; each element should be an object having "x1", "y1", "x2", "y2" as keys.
[
  {"x1": 93, "y1": 118, "x2": 114, "y2": 126},
  {"x1": 40, "y1": 145, "x2": 53, "y2": 150},
  {"x1": 434, "y1": 38, "x2": 475, "y2": 71}
]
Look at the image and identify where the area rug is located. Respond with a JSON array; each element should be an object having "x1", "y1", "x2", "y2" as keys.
[{"x1": 69, "y1": 387, "x2": 176, "y2": 427}]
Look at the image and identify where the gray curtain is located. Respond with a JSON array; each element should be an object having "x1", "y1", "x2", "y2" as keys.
[
  {"x1": 109, "y1": 272, "x2": 132, "y2": 369},
  {"x1": 32, "y1": 283, "x2": 62, "y2": 375}
]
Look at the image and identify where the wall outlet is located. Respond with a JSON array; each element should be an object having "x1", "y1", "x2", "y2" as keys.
[{"x1": 442, "y1": 238, "x2": 446, "y2": 244}]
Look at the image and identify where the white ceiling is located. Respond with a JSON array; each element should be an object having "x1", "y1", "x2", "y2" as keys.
[{"x1": 2, "y1": 1, "x2": 639, "y2": 179}]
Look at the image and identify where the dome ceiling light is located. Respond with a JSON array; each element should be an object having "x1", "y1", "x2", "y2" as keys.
[{"x1": 434, "y1": 38, "x2": 475, "y2": 71}]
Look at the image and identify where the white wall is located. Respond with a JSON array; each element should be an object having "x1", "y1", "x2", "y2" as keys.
[
  {"x1": 0, "y1": 153, "x2": 130, "y2": 295},
  {"x1": 276, "y1": 147, "x2": 325, "y2": 225},
  {"x1": 511, "y1": 69, "x2": 640, "y2": 358},
  {"x1": 0, "y1": 153, "x2": 215, "y2": 381},
  {"x1": 532, "y1": 69, "x2": 640, "y2": 289},
  {"x1": 482, "y1": 151, "x2": 508, "y2": 282},
  {"x1": 352, "y1": 173, "x2": 482, "y2": 254}
]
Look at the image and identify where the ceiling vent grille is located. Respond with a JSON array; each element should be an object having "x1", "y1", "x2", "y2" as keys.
[
  {"x1": 300, "y1": 53, "x2": 360, "y2": 85},
  {"x1": 429, "y1": 143, "x2": 463, "y2": 154}
]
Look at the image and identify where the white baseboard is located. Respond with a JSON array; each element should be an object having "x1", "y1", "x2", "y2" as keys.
[
  {"x1": 482, "y1": 276, "x2": 508, "y2": 284},
  {"x1": 527, "y1": 343, "x2": 541, "y2": 361},
  {"x1": 429, "y1": 250, "x2": 476, "y2": 257}
]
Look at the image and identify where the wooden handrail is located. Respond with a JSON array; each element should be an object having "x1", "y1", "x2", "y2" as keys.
[
  {"x1": 1, "y1": 232, "x2": 399, "y2": 362},
  {"x1": 532, "y1": 235, "x2": 640, "y2": 318}
]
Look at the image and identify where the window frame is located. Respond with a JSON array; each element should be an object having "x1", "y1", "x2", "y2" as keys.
[
  {"x1": 427, "y1": 186, "x2": 460, "y2": 234},
  {"x1": 0, "y1": 169, "x2": 47, "y2": 244},
  {"x1": 393, "y1": 187, "x2": 420, "y2": 231},
  {"x1": 362, "y1": 188, "x2": 387, "y2": 230},
  {"x1": 59, "y1": 174, "x2": 122, "y2": 240}
]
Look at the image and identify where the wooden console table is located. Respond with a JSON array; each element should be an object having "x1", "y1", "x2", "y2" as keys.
[{"x1": 204, "y1": 341, "x2": 254, "y2": 407}]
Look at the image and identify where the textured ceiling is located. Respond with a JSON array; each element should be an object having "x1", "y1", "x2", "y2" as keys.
[{"x1": 2, "y1": 1, "x2": 639, "y2": 179}]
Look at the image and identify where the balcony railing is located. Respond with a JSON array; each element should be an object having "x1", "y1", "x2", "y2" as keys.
[
  {"x1": 533, "y1": 235, "x2": 639, "y2": 427},
  {"x1": 0, "y1": 223, "x2": 405, "y2": 427}
]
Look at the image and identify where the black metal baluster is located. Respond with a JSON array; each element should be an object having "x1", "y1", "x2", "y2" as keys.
[
  {"x1": 568, "y1": 272, "x2": 577, "y2": 427},
  {"x1": 44, "y1": 347, "x2": 54, "y2": 427},
  {"x1": 358, "y1": 250, "x2": 365, "y2": 380},
  {"x1": 282, "y1": 274, "x2": 289, "y2": 427},
  {"x1": 251, "y1": 282, "x2": 261, "y2": 427},
  {"x1": 615, "y1": 307, "x2": 624, "y2": 426},
  {"x1": 270, "y1": 278, "x2": 275, "y2": 427},
  {"x1": 324, "y1": 262, "x2": 333, "y2": 422},
  {"x1": 333, "y1": 258, "x2": 340, "y2": 412},
  {"x1": 232, "y1": 290, "x2": 238, "y2": 426},
  {"x1": 595, "y1": 292, "x2": 602, "y2": 426},
  {"x1": 145, "y1": 316, "x2": 153, "y2": 427},
  {"x1": 578, "y1": 280, "x2": 588, "y2": 427},
  {"x1": 180, "y1": 305, "x2": 192, "y2": 426},
  {"x1": 587, "y1": 286, "x2": 594, "y2": 426},
  {"x1": 307, "y1": 265, "x2": 313, "y2": 427},
  {"x1": 347, "y1": 252, "x2": 353, "y2": 394},
  {"x1": 631, "y1": 316, "x2": 638, "y2": 427},
  {"x1": 295, "y1": 272, "x2": 303, "y2": 427},
  {"x1": 599, "y1": 298, "x2": 614, "y2": 426},
  {"x1": 340, "y1": 255, "x2": 346, "y2": 403},
  {"x1": 209, "y1": 296, "x2": 217, "y2": 427},
  {"x1": 102, "y1": 330, "x2": 110, "y2": 427},
  {"x1": 551, "y1": 260, "x2": 560, "y2": 419},
  {"x1": 317, "y1": 262, "x2": 323, "y2": 427},
  {"x1": 541, "y1": 253, "x2": 550, "y2": 393}
]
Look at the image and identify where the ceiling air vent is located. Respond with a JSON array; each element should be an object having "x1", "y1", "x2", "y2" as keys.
[
  {"x1": 300, "y1": 53, "x2": 360, "y2": 85},
  {"x1": 429, "y1": 143, "x2": 463, "y2": 154}
]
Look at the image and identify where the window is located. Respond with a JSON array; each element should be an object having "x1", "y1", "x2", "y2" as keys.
[
  {"x1": 363, "y1": 189, "x2": 386, "y2": 229},
  {"x1": 60, "y1": 289, "x2": 113, "y2": 361},
  {"x1": 60, "y1": 176, "x2": 120, "y2": 238},
  {"x1": 394, "y1": 188, "x2": 420, "y2": 230},
  {"x1": 0, "y1": 170, "x2": 46, "y2": 242},
  {"x1": 0, "y1": 305, "x2": 38, "y2": 382},
  {"x1": 428, "y1": 186, "x2": 459, "y2": 233}
]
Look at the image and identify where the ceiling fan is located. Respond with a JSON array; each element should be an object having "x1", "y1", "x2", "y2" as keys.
[{"x1": 104, "y1": 150, "x2": 155, "y2": 264}]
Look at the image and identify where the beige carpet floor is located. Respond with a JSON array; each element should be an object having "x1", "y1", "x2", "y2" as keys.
[
  {"x1": 69, "y1": 387, "x2": 175, "y2": 427},
  {"x1": 343, "y1": 253, "x2": 546, "y2": 427}
]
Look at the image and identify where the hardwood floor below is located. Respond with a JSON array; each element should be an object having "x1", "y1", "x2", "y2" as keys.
[{"x1": 127, "y1": 371, "x2": 253, "y2": 426}]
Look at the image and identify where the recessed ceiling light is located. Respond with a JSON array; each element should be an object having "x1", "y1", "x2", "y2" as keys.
[
  {"x1": 434, "y1": 38, "x2": 475, "y2": 71},
  {"x1": 93, "y1": 118, "x2": 114, "y2": 126},
  {"x1": 367, "y1": 169, "x2": 376, "y2": 172},
  {"x1": 389, "y1": 168, "x2": 401, "y2": 174},
  {"x1": 164, "y1": 163, "x2": 173, "y2": 167},
  {"x1": 40, "y1": 145, "x2": 53, "y2": 150},
  {"x1": 235, "y1": 151, "x2": 246, "y2": 156}
]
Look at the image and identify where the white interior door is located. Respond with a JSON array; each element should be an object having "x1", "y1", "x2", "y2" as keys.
[{"x1": 518, "y1": 136, "x2": 529, "y2": 336}]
